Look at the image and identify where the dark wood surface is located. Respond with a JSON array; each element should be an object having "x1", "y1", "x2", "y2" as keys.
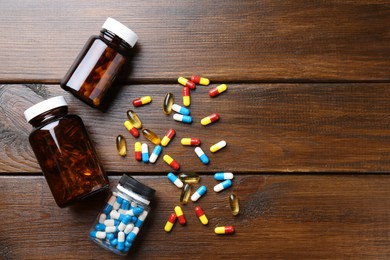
[{"x1": 1, "y1": 1, "x2": 390, "y2": 259}]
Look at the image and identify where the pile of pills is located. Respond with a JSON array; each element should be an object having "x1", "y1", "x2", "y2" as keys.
[
  {"x1": 90, "y1": 192, "x2": 149, "y2": 254},
  {"x1": 115, "y1": 75, "x2": 239, "y2": 238}
]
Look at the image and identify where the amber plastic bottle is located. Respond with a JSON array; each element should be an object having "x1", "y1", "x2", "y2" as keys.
[
  {"x1": 60, "y1": 17, "x2": 138, "y2": 108},
  {"x1": 24, "y1": 96, "x2": 109, "y2": 207}
]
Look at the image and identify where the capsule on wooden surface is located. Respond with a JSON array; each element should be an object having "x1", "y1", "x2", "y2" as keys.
[
  {"x1": 229, "y1": 193, "x2": 240, "y2": 216},
  {"x1": 126, "y1": 109, "x2": 142, "y2": 129},
  {"x1": 142, "y1": 128, "x2": 161, "y2": 145},
  {"x1": 116, "y1": 135, "x2": 127, "y2": 157},
  {"x1": 179, "y1": 173, "x2": 200, "y2": 184},
  {"x1": 180, "y1": 183, "x2": 191, "y2": 205},
  {"x1": 163, "y1": 92, "x2": 174, "y2": 115}
]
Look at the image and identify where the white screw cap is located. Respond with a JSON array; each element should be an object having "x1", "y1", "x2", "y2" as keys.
[
  {"x1": 24, "y1": 96, "x2": 68, "y2": 122},
  {"x1": 102, "y1": 17, "x2": 138, "y2": 47}
]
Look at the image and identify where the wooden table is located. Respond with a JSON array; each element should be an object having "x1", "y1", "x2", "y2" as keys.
[{"x1": 1, "y1": 1, "x2": 390, "y2": 259}]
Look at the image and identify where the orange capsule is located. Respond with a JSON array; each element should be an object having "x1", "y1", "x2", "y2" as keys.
[{"x1": 178, "y1": 77, "x2": 196, "y2": 89}]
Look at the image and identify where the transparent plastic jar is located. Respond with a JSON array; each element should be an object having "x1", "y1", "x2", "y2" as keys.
[
  {"x1": 24, "y1": 96, "x2": 109, "y2": 207},
  {"x1": 89, "y1": 174, "x2": 155, "y2": 255},
  {"x1": 61, "y1": 17, "x2": 138, "y2": 108}
]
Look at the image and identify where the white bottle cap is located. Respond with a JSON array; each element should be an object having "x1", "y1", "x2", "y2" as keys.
[
  {"x1": 24, "y1": 96, "x2": 68, "y2": 122},
  {"x1": 102, "y1": 17, "x2": 138, "y2": 47}
]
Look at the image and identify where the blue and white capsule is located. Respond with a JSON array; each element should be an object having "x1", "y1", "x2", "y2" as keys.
[
  {"x1": 141, "y1": 143, "x2": 149, "y2": 163},
  {"x1": 149, "y1": 145, "x2": 162, "y2": 163},
  {"x1": 125, "y1": 206, "x2": 144, "y2": 216},
  {"x1": 103, "y1": 195, "x2": 116, "y2": 215},
  {"x1": 191, "y1": 185, "x2": 207, "y2": 202},
  {"x1": 214, "y1": 172, "x2": 234, "y2": 181},
  {"x1": 167, "y1": 172, "x2": 184, "y2": 188},
  {"x1": 118, "y1": 215, "x2": 132, "y2": 231},
  {"x1": 194, "y1": 147, "x2": 209, "y2": 164},
  {"x1": 173, "y1": 113, "x2": 192, "y2": 124},
  {"x1": 126, "y1": 227, "x2": 140, "y2": 243},
  {"x1": 172, "y1": 104, "x2": 190, "y2": 116},
  {"x1": 214, "y1": 179, "x2": 232, "y2": 192},
  {"x1": 113, "y1": 196, "x2": 123, "y2": 210},
  {"x1": 135, "y1": 211, "x2": 148, "y2": 227},
  {"x1": 117, "y1": 231, "x2": 125, "y2": 251}
]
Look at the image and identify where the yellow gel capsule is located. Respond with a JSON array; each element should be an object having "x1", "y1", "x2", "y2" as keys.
[
  {"x1": 210, "y1": 140, "x2": 227, "y2": 153},
  {"x1": 229, "y1": 193, "x2": 240, "y2": 216},
  {"x1": 163, "y1": 92, "x2": 174, "y2": 115},
  {"x1": 116, "y1": 135, "x2": 127, "y2": 157},
  {"x1": 126, "y1": 109, "x2": 142, "y2": 129},
  {"x1": 180, "y1": 184, "x2": 191, "y2": 205},
  {"x1": 179, "y1": 173, "x2": 200, "y2": 184},
  {"x1": 142, "y1": 129, "x2": 161, "y2": 145}
]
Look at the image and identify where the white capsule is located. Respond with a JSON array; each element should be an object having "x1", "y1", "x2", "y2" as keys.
[
  {"x1": 104, "y1": 219, "x2": 116, "y2": 226},
  {"x1": 98, "y1": 213, "x2": 106, "y2": 224},
  {"x1": 105, "y1": 226, "x2": 117, "y2": 233},
  {"x1": 124, "y1": 223, "x2": 135, "y2": 235},
  {"x1": 109, "y1": 210, "x2": 120, "y2": 220},
  {"x1": 138, "y1": 210, "x2": 148, "y2": 221}
]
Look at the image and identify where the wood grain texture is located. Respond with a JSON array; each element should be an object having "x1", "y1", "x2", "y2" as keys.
[
  {"x1": 2, "y1": 83, "x2": 390, "y2": 173},
  {"x1": 0, "y1": 175, "x2": 389, "y2": 259},
  {"x1": 0, "y1": 1, "x2": 390, "y2": 83}
]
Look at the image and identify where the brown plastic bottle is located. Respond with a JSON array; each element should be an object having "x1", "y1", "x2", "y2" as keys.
[
  {"x1": 60, "y1": 17, "x2": 138, "y2": 108},
  {"x1": 24, "y1": 96, "x2": 109, "y2": 207}
]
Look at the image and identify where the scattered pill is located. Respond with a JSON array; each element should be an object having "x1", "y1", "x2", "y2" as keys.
[
  {"x1": 214, "y1": 179, "x2": 232, "y2": 192},
  {"x1": 116, "y1": 135, "x2": 127, "y2": 157},
  {"x1": 124, "y1": 120, "x2": 140, "y2": 137},
  {"x1": 180, "y1": 183, "x2": 191, "y2": 205},
  {"x1": 142, "y1": 129, "x2": 161, "y2": 145},
  {"x1": 201, "y1": 113, "x2": 220, "y2": 126},
  {"x1": 181, "y1": 138, "x2": 201, "y2": 146},
  {"x1": 126, "y1": 109, "x2": 142, "y2": 129},
  {"x1": 195, "y1": 147, "x2": 209, "y2": 164},
  {"x1": 174, "y1": 206, "x2": 186, "y2": 225},
  {"x1": 178, "y1": 77, "x2": 196, "y2": 89},
  {"x1": 163, "y1": 154, "x2": 180, "y2": 170},
  {"x1": 190, "y1": 75, "x2": 209, "y2": 86},
  {"x1": 164, "y1": 212, "x2": 177, "y2": 232},
  {"x1": 163, "y1": 92, "x2": 174, "y2": 115},
  {"x1": 141, "y1": 143, "x2": 149, "y2": 163},
  {"x1": 214, "y1": 172, "x2": 234, "y2": 181},
  {"x1": 149, "y1": 145, "x2": 162, "y2": 163},
  {"x1": 173, "y1": 113, "x2": 192, "y2": 124},
  {"x1": 179, "y1": 173, "x2": 200, "y2": 184},
  {"x1": 229, "y1": 193, "x2": 240, "y2": 216},
  {"x1": 191, "y1": 185, "x2": 207, "y2": 202},
  {"x1": 209, "y1": 84, "x2": 227, "y2": 97},
  {"x1": 214, "y1": 226, "x2": 235, "y2": 235},
  {"x1": 210, "y1": 140, "x2": 227, "y2": 153},
  {"x1": 161, "y1": 128, "x2": 176, "y2": 147},
  {"x1": 134, "y1": 142, "x2": 142, "y2": 161},
  {"x1": 167, "y1": 172, "x2": 183, "y2": 188},
  {"x1": 172, "y1": 104, "x2": 190, "y2": 116},
  {"x1": 132, "y1": 96, "x2": 152, "y2": 107},
  {"x1": 182, "y1": 87, "x2": 191, "y2": 107},
  {"x1": 195, "y1": 206, "x2": 208, "y2": 225}
]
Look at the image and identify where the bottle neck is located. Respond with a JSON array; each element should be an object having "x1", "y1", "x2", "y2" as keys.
[
  {"x1": 28, "y1": 106, "x2": 68, "y2": 128},
  {"x1": 100, "y1": 29, "x2": 133, "y2": 55}
]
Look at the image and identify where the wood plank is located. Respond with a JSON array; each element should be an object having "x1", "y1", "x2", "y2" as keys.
[
  {"x1": 2, "y1": 83, "x2": 390, "y2": 173},
  {"x1": 0, "y1": 1, "x2": 390, "y2": 82},
  {"x1": 0, "y1": 175, "x2": 389, "y2": 259}
]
